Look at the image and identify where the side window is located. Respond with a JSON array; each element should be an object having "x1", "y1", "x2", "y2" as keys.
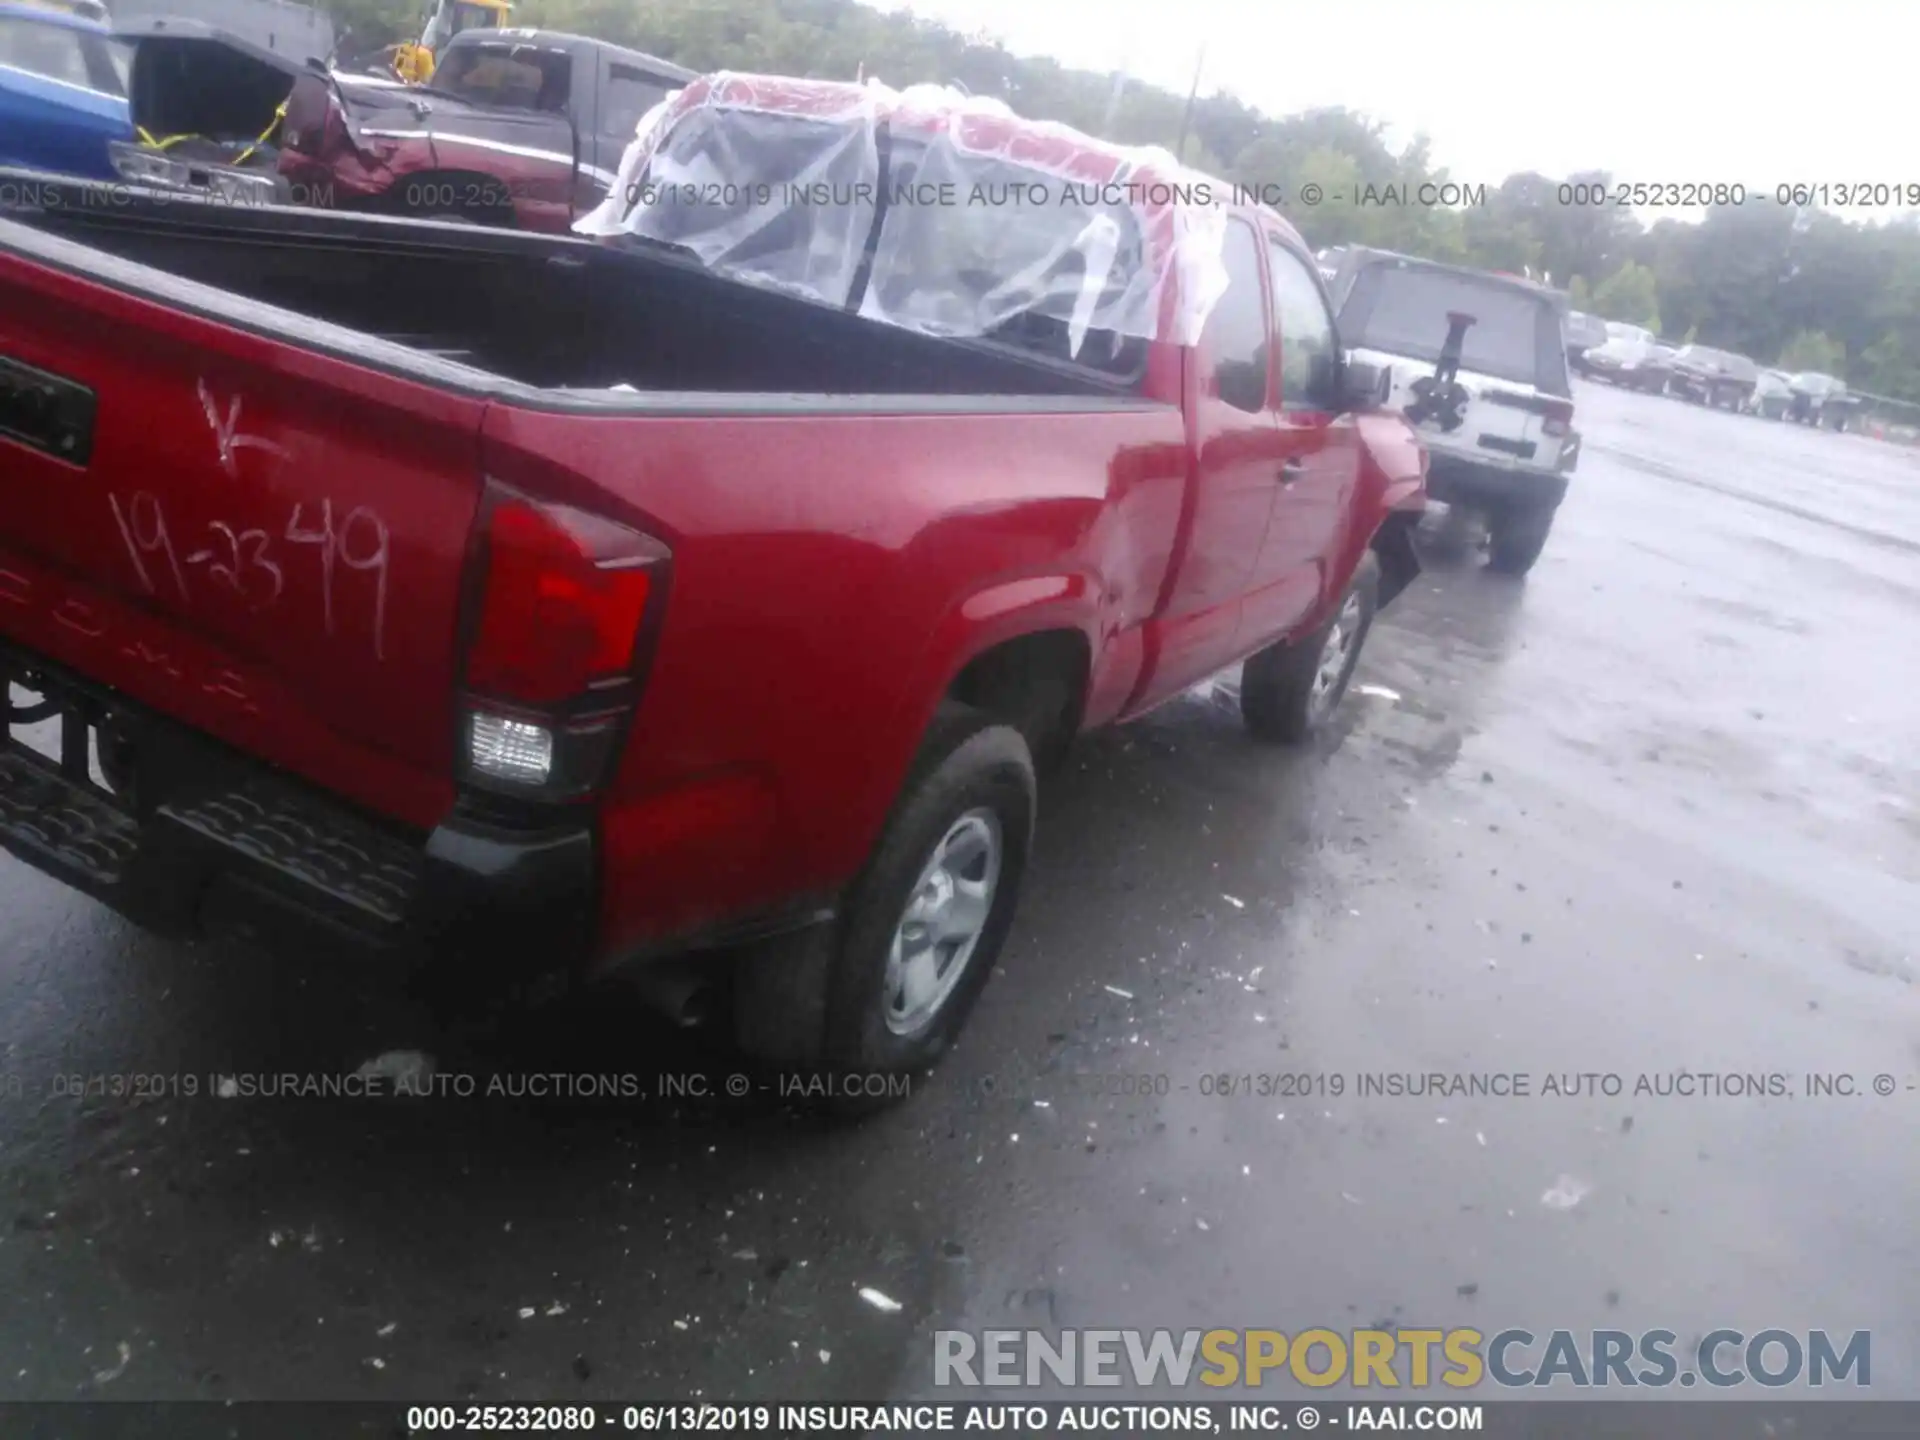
[
  {"x1": 0, "y1": 17, "x2": 94, "y2": 89},
  {"x1": 1267, "y1": 239, "x2": 1340, "y2": 410},
  {"x1": 601, "y1": 63, "x2": 675, "y2": 143},
  {"x1": 82, "y1": 35, "x2": 127, "y2": 96},
  {"x1": 1203, "y1": 219, "x2": 1270, "y2": 413}
]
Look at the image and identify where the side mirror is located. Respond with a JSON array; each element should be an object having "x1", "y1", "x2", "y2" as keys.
[{"x1": 1338, "y1": 356, "x2": 1391, "y2": 411}]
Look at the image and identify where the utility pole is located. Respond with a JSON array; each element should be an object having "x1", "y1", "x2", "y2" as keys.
[
  {"x1": 1100, "y1": 68, "x2": 1127, "y2": 137},
  {"x1": 1100, "y1": 25, "x2": 1135, "y2": 138},
  {"x1": 1173, "y1": 40, "x2": 1207, "y2": 164}
]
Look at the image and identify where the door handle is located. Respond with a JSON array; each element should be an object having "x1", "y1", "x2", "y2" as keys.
[{"x1": 1277, "y1": 459, "x2": 1306, "y2": 485}]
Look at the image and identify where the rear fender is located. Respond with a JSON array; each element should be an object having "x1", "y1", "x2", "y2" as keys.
[
  {"x1": 874, "y1": 572, "x2": 1099, "y2": 816},
  {"x1": 1348, "y1": 409, "x2": 1428, "y2": 613}
]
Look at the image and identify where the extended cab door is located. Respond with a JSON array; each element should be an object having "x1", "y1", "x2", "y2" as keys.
[
  {"x1": 1239, "y1": 233, "x2": 1361, "y2": 647},
  {"x1": 1129, "y1": 215, "x2": 1285, "y2": 708}
]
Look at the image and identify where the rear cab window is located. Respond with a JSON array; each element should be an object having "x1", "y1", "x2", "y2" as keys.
[
  {"x1": 1337, "y1": 260, "x2": 1570, "y2": 396},
  {"x1": 619, "y1": 104, "x2": 1158, "y2": 385},
  {"x1": 433, "y1": 42, "x2": 571, "y2": 112}
]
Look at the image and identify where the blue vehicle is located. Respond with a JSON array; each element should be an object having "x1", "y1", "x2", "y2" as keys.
[{"x1": 0, "y1": 1, "x2": 134, "y2": 180}]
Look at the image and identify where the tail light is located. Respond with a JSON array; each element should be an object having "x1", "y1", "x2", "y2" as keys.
[
  {"x1": 1541, "y1": 398, "x2": 1574, "y2": 437},
  {"x1": 457, "y1": 481, "x2": 669, "y2": 801}
]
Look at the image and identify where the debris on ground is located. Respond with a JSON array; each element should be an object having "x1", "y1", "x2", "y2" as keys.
[
  {"x1": 353, "y1": 1050, "x2": 436, "y2": 1089},
  {"x1": 1540, "y1": 1175, "x2": 1592, "y2": 1210}
]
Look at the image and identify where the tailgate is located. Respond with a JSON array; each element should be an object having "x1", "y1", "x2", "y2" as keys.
[
  {"x1": 0, "y1": 235, "x2": 486, "y2": 831},
  {"x1": 1358, "y1": 348, "x2": 1572, "y2": 470}
]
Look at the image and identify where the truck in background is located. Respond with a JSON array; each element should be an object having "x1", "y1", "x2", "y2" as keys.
[
  {"x1": 279, "y1": 28, "x2": 694, "y2": 229},
  {"x1": 1327, "y1": 246, "x2": 1577, "y2": 575}
]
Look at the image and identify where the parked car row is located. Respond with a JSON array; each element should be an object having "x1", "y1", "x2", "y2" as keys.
[{"x1": 1563, "y1": 309, "x2": 1859, "y2": 429}]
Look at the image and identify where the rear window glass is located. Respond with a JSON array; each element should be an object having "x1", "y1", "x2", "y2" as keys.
[
  {"x1": 434, "y1": 43, "x2": 571, "y2": 112},
  {"x1": 1679, "y1": 347, "x2": 1757, "y2": 380},
  {"x1": 1340, "y1": 264, "x2": 1566, "y2": 392},
  {"x1": 618, "y1": 107, "x2": 1153, "y2": 381}
]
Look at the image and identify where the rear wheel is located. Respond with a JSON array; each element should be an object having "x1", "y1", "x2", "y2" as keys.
[
  {"x1": 732, "y1": 704, "x2": 1035, "y2": 1109},
  {"x1": 1486, "y1": 503, "x2": 1557, "y2": 575},
  {"x1": 1241, "y1": 553, "x2": 1379, "y2": 744}
]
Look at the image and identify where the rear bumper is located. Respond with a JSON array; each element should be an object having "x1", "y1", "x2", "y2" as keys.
[
  {"x1": 1, "y1": 639, "x2": 595, "y2": 991},
  {"x1": 108, "y1": 142, "x2": 287, "y2": 208},
  {"x1": 1424, "y1": 450, "x2": 1569, "y2": 512}
]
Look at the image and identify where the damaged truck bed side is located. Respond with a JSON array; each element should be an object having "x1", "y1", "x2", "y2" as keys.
[{"x1": 0, "y1": 75, "x2": 1423, "y2": 1088}]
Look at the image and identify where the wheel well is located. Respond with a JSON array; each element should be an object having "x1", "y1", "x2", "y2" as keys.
[
  {"x1": 945, "y1": 630, "x2": 1089, "y2": 771},
  {"x1": 1369, "y1": 512, "x2": 1422, "y2": 610}
]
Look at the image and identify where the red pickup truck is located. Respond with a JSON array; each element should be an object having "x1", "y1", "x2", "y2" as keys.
[{"x1": 0, "y1": 81, "x2": 1423, "y2": 1091}]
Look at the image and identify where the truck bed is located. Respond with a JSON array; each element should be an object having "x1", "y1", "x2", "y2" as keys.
[
  {"x1": 4, "y1": 176, "x2": 1144, "y2": 400},
  {"x1": 0, "y1": 172, "x2": 1184, "y2": 970}
]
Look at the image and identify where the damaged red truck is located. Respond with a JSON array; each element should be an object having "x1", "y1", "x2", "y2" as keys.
[{"x1": 0, "y1": 76, "x2": 1424, "y2": 1090}]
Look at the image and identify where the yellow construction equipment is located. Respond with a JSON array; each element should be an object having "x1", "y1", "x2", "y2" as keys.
[{"x1": 389, "y1": 0, "x2": 512, "y2": 84}]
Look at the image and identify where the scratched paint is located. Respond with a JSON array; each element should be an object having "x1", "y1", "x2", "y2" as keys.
[
  {"x1": 103, "y1": 380, "x2": 394, "y2": 658},
  {"x1": 196, "y1": 379, "x2": 290, "y2": 481},
  {"x1": 109, "y1": 490, "x2": 392, "y2": 661}
]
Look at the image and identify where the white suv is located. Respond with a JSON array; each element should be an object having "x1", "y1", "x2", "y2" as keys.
[{"x1": 1327, "y1": 249, "x2": 1578, "y2": 575}]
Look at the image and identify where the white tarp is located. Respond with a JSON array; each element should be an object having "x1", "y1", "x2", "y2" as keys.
[{"x1": 575, "y1": 73, "x2": 1232, "y2": 357}]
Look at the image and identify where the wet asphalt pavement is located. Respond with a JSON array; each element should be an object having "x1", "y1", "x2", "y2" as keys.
[{"x1": 1, "y1": 379, "x2": 1917, "y2": 1408}]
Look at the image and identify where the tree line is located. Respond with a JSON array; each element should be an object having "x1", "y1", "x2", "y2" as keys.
[{"x1": 323, "y1": 0, "x2": 1920, "y2": 401}]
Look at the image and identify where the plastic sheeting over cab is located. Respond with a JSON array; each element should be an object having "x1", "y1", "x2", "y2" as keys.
[{"x1": 573, "y1": 72, "x2": 1233, "y2": 369}]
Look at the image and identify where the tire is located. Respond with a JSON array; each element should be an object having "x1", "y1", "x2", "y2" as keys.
[
  {"x1": 1241, "y1": 552, "x2": 1379, "y2": 744},
  {"x1": 732, "y1": 704, "x2": 1036, "y2": 1109},
  {"x1": 1486, "y1": 503, "x2": 1557, "y2": 575}
]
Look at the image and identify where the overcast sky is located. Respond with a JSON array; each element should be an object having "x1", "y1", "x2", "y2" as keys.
[{"x1": 878, "y1": 0, "x2": 1905, "y2": 211}]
